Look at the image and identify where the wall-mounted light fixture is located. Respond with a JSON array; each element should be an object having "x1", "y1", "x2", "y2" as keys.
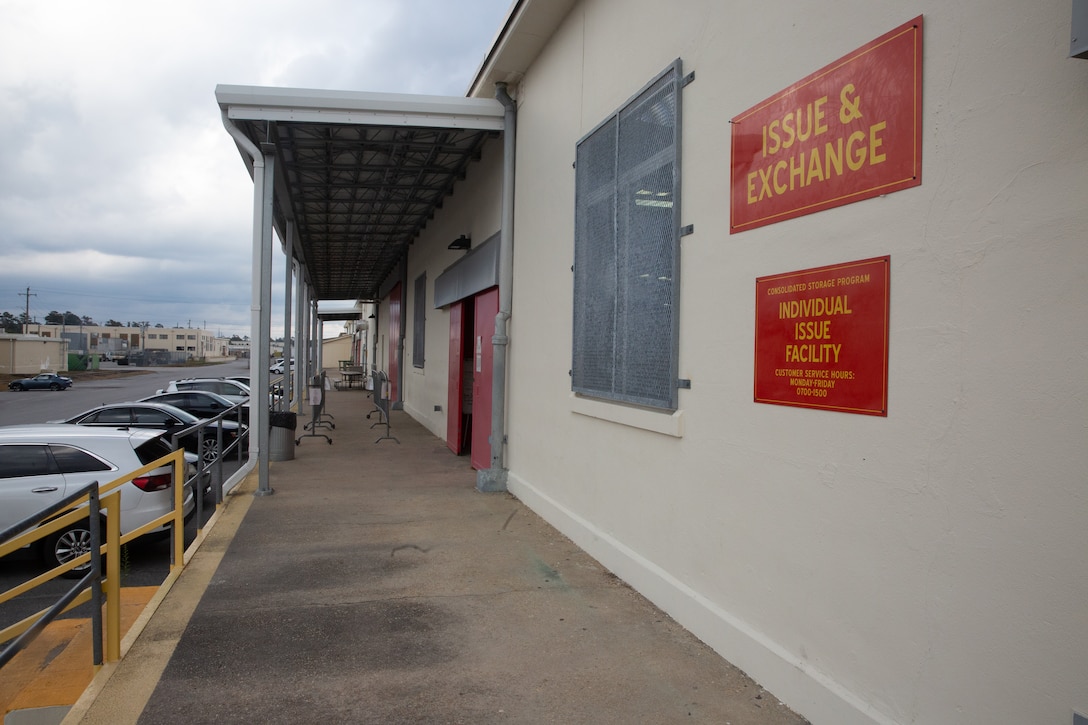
[{"x1": 448, "y1": 234, "x2": 471, "y2": 251}]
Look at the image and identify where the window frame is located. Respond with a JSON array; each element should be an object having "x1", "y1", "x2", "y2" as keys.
[
  {"x1": 412, "y1": 272, "x2": 426, "y2": 369},
  {"x1": 571, "y1": 60, "x2": 684, "y2": 412}
]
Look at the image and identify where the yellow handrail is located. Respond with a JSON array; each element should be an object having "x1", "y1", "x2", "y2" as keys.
[{"x1": 0, "y1": 448, "x2": 189, "y2": 666}]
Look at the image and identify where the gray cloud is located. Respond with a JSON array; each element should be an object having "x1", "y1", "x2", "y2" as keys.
[{"x1": 0, "y1": 0, "x2": 510, "y2": 337}]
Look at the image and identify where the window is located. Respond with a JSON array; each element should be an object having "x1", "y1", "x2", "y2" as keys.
[
  {"x1": 413, "y1": 272, "x2": 426, "y2": 368},
  {"x1": 134, "y1": 437, "x2": 175, "y2": 466},
  {"x1": 133, "y1": 409, "x2": 176, "y2": 425},
  {"x1": 50, "y1": 445, "x2": 112, "y2": 474},
  {"x1": 0, "y1": 445, "x2": 56, "y2": 478},
  {"x1": 94, "y1": 408, "x2": 133, "y2": 424},
  {"x1": 572, "y1": 61, "x2": 683, "y2": 410}
]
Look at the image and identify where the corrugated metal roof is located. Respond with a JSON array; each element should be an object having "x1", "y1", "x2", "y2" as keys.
[{"x1": 216, "y1": 86, "x2": 504, "y2": 305}]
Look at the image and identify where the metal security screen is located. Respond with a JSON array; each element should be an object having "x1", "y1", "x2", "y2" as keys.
[{"x1": 572, "y1": 61, "x2": 682, "y2": 410}]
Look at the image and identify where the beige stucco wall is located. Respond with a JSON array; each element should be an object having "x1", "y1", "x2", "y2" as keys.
[
  {"x1": 392, "y1": 2, "x2": 1087, "y2": 723},
  {"x1": 400, "y1": 139, "x2": 505, "y2": 440},
  {"x1": 0, "y1": 335, "x2": 69, "y2": 374},
  {"x1": 321, "y1": 334, "x2": 352, "y2": 367},
  {"x1": 460, "y1": 2, "x2": 1085, "y2": 725}
]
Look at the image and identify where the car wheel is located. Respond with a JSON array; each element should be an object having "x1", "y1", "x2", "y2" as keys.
[
  {"x1": 44, "y1": 521, "x2": 99, "y2": 579},
  {"x1": 201, "y1": 441, "x2": 219, "y2": 466},
  {"x1": 10, "y1": 383, "x2": 24, "y2": 391},
  {"x1": 49, "y1": 383, "x2": 61, "y2": 391}
]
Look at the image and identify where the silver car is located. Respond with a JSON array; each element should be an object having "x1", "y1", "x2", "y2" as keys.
[{"x1": 0, "y1": 425, "x2": 195, "y2": 575}]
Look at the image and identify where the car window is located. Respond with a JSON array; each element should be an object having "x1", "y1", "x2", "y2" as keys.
[
  {"x1": 135, "y1": 437, "x2": 175, "y2": 466},
  {"x1": 133, "y1": 409, "x2": 176, "y2": 425},
  {"x1": 96, "y1": 408, "x2": 133, "y2": 424},
  {"x1": 156, "y1": 394, "x2": 184, "y2": 407},
  {"x1": 0, "y1": 445, "x2": 58, "y2": 478},
  {"x1": 48, "y1": 445, "x2": 112, "y2": 474}
]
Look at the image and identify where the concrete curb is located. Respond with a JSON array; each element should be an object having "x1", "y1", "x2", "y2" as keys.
[{"x1": 61, "y1": 472, "x2": 259, "y2": 725}]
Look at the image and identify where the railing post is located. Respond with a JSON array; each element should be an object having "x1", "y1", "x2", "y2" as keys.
[
  {"x1": 103, "y1": 490, "x2": 122, "y2": 663},
  {"x1": 172, "y1": 454, "x2": 185, "y2": 570},
  {"x1": 89, "y1": 487, "x2": 103, "y2": 668}
]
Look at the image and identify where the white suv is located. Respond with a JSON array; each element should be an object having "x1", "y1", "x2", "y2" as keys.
[
  {"x1": 158, "y1": 378, "x2": 251, "y2": 404},
  {"x1": 0, "y1": 425, "x2": 196, "y2": 574}
]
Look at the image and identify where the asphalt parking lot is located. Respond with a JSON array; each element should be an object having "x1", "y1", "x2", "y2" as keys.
[{"x1": 0, "y1": 360, "x2": 252, "y2": 624}]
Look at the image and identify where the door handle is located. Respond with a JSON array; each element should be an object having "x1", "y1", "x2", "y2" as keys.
[{"x1": 32, "y1": 487, "x2": 60, "y2": 493}]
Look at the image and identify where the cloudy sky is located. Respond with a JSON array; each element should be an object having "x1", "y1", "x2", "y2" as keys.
[{"x1": 0, "y1": 0, "x2": 511, "y2": 338}]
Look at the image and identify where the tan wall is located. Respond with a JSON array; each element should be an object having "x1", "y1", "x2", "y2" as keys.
[
  {"x1": 400, "y1": 139, "x2": 505, "y2": 439},
  {"x1": 322, "y1": 335, "x2": 353, "y2": 367},
  {"x1": 0, "y1": 335, "x2": 69, "y2": 374},
  {"x1": 406, "y1": 2, "x2": 1086, "y2": 724}
]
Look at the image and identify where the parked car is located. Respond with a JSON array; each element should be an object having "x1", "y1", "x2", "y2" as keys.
[
  {"x1": 158, "y1": 378, "x2": 251, "y2": 404},
  {"x1": 269, "y1": 359, "x2": 294, "y2": 374},
  {"x1": 51, "y1": 402, "x2": 244, "y2": 466},
  {"x1": 228, "y1": 375, "x2": 284, "y2": 399},
  {"x1": 138, "y1": 390, "x2": 250, "y2": 425},
  {"x1": 8, "y1": 373, "x2": 74, "y2": 391},
  {"x1": 0, "y1": 425, "x2": 196, "y2": 575}
]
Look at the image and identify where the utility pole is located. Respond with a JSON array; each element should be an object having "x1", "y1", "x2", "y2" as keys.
[{"x1": 18, "y1": 286, "x2": 36, "y2": 334}]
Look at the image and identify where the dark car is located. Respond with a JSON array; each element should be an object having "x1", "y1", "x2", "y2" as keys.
[
  {"x1": 8, "y1": 373, "x2": 74, "y2": 391},
  {"x1": 138, "y1": 390, "x2": 249, "y2": 426},
  {"x1": 52, "y1": 401, "x2": 244, "y2": 466}
]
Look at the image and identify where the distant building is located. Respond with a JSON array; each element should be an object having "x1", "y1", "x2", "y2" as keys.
[
  {"x1": 0, "y1": 333, "x2": 69, "y2": 374},
  {"x1": 225, "y1": 338, "x2": 250, "y2": 358},
  {"x1": 322, "y1": 333, "x2": 352, "y2": 367},
  {"x1": 33, "y1": 324, "x2": 217, "y2": 362}
]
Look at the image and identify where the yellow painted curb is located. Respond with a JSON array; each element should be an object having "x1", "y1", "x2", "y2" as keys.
[{"x1": 60, "y1": 470, "x2": 259, "y2": 725}]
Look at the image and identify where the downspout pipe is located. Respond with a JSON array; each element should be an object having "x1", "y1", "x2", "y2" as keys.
[
  {"x1": 477, "y1": 82, "x2": 516, "y2": 493},
  {"x1": 221, "y1": 110, "x2": 271, "y2": 495}
]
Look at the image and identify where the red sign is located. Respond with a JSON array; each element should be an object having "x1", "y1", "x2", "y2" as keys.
[
  {"x1": 730, "y1": 17, "x2": 923, "y2": 233},
  {"x1": 755, "y1": 256, "x2": 890, "y2": 416}
]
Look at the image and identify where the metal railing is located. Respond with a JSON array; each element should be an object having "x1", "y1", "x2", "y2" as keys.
[
  {"x1": 170, "y1": 400, "x2": 249, "y2": 529},
  {"x1": 0, "y1": 449, "x2": 188, "y2": 670}
]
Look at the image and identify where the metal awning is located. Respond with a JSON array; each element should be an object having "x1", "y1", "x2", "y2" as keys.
[{"x1": 216, "y1": 85, "x2": 505, "y2": 304}]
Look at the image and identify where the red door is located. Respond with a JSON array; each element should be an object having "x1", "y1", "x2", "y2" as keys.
[
  {"x1": 446, "y1": 301, "x2": 465, "y2": 454},
  {"x1": 387, "y1": 283, "x2": 401, "y2": 402},
  {"x1": 471, "y1": 287, "x2": 498, "y2": 470}
]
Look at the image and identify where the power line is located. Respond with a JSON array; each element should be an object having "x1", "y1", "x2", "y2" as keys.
[{"x1": 18, "y1": 286, "x2": 36, "y2": 332}]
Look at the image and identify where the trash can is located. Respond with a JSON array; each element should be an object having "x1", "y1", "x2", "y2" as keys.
[{"x1": 269, "y1": 411, "x2": 297, "y2": 461}]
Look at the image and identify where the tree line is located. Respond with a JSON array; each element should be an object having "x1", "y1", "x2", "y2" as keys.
[
  {"x1": 0, "y1": 311, "x2": 167, "y2": 334},
  {"x1": 2, "y1": 312, "x2": 249, "y2": 342}
]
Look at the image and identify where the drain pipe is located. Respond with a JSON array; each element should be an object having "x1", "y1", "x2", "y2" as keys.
[
  {"x1": 478, "y1": 82, "x2": 516, "y2": 493},
  {"x1": 221, "y1": 110, "x2": 271, "y2": 495}
]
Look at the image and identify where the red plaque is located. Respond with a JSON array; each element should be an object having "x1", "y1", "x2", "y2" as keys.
[
  {"x1": 730, "y1": 17, "x2": 923, "y2": 233},
  {"x1": 755, "y1": 256, "x2": 890, "y2": 415}
]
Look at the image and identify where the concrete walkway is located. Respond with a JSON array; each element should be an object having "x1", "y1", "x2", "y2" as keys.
[{"x1": 66, "y1": 387, "x2": 807, "y2": 724}]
